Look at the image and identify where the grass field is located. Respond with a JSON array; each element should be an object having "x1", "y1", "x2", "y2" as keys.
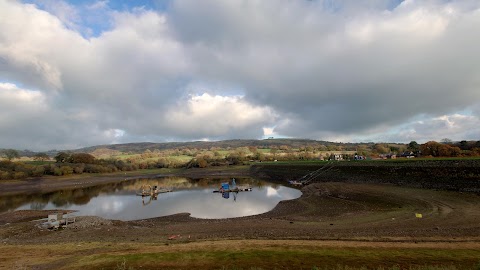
[
  {"x1": 255, "y1": 156, "x2": 480, "y2": 165},
  {"x1": 2, "y1": 241, "x2": 479, "y2": 270}
]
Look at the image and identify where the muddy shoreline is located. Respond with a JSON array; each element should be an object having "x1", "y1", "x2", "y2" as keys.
[{"x1": 251, "y1": 159, "x2": 480, "y2": 192}]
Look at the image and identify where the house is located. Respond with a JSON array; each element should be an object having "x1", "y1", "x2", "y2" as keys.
[
  {"x1": 329, "y1": 154, "x2": 343, "y2": 161},
  {"x1": 400, "y1": 151, "x2": 416, "y2": 158},
  {"x1": 379, "y1": 153, "x2": 397, "y2": 159}
]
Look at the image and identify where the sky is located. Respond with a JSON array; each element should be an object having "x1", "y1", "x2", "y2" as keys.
[{"x1": 1, "y1": 0, "x2": 480, "y2": 151}]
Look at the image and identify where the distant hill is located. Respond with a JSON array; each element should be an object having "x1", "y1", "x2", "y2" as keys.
[
  {"x1": 69, "y1": 139, "x2": 369, "y2": 154},
  {"x1": 2, "y1": 139, "x2": 378, "y2": 156}
]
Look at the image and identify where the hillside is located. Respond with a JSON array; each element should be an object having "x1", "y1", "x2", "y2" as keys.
[{"x1": 70, "y1": 139, "x2": 367, "y2": 154}]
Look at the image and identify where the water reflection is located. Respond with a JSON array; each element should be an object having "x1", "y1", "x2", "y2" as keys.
[{"x1": 1, "y1": 177, "x2": 301, "y2": 220}]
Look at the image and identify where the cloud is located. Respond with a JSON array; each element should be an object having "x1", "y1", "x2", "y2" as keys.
[
  {"x1": 330, "y1": 110, "x2": 480, "y2": 143},
  {"x1": 168, "y1": 0, "x2": 480, "y2": 138},
  {"x1": 87, "y1": 0, "x2": 109, "y2": 10},
  {"x1": 0, "y1": 82, "x2": 136, "y2": 150},
  {"x1": 27, "y1": 0, "x2": 81, "y2": 30},
  {"x1": 1, "y1": 0, "x2": 480, "y2": 150},
  {"x1": 161, "y1": 93, "x2": 277, "y2": 140},
  {"x1": 397, "y1": 113, "x2": 480, "y2": 143}
]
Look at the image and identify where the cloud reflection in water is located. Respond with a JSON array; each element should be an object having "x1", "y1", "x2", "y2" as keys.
[{"x1": 14, "y1": 178, "x2": 301, "y2": 220}]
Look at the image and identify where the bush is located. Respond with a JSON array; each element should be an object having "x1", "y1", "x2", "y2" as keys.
[
  {"x1": 60, "y1": 166, "x2": 74, "y2": 175},
  {"x1": 32, "y1": 166, "x2": 45, "y2": 177},
  {"x1": 0, "y1": 170, "x2": 11, "y2": 180},
  {"x1": 74, "y1": 165, "x2": 85, "y2": 174},
  {"x1": 13, "y1": 172, "x2": 27, "y2": 179},
  {"x1": 54, "y1": 167, "x2": 63, "y2": 176},
  {"x1": 69, "y1": 153, "x2": 96, "y2": 164}
]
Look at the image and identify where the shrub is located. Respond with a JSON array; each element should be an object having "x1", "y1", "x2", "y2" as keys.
[
  {"x1": 74, "y1": 165, "x2": 85, "y2": 174},
  {"x1": 32, "y1": 166, "x2": 45, "y2": 177},
  {"x1": 54, "y1": 167, "x2": 63, "y2": 176},
  {"x1": 60, "y1": 166, "x2": 74, "y2": 175},
  {"x1": 0, "y1": 170, "x2": 10, "y2": 180},
  {"x1": 69, "y1": 153, "x2": 96, "y2": 164},
  {"x1": 13, "y1": 172, "x2": 27, "y2": 179}
]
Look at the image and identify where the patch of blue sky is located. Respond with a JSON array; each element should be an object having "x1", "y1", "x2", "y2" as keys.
[
  {"x1": 317, "y1": 0, "x2": 405, "y2": 13},
  {"x1": 455, "y1": 107, "x2": 475, "y2": 116},
  {"x1": 386, "y1": 0, "x2": 405, "y2": 11},
  {"x1": 184, "y1": 81, "x2": 246, "y2": 98},
  {"x1": 320, "y1": 0, "x2": 342, "y2": 13},
  {"x1": 22, "y1": 0, "x2": 164, "y2": 12},
  {"x1": 104, "y1": 0, "x2": 170, "y2": 12},
  {"x1": 21, "y1": 0, "x2": 170, "y2": 38},
  {"x1": 0, "y1": 79, "x2": 27, "y2": 90}
]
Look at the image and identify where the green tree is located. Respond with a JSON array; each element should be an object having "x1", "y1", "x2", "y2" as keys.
[
  {"x1": 374, "y1": 144, "x2": 388, "y2": 154},
  {"x1": 54, "y1": 152, "x2": 70, "y2": 163},
  {"x1": 407, "y1": 141, "x2": 419, "y2": 152},
  {"x1": 270, "y1": 148, "x2": 278, "y2": 158},
  {"x1": 60, "y1": 166, "x2": 74, "y2": 175},
  {"x1": 33, "y1": 152, "x2": 50, "y2": 161},
  {"x1": 2, "y1": 149, "x2": 19, "y2": 161},
  {"x1": 13, "y1": 172, "x2": 26, "y2": 179},
  {"x1": 389, "y1": 146, "x2": 399, "y2": 153},
  {"x1": 74, "y1": 164, "x2": 85, "y2": 174},
  {"x1": 197, "y1": 158, "x2": 208, "y2": 168},
  {"x1": 226, "y1": 153, "x2": 242, "y2": 165},
  {"x1": 0, "y1": 170, "x2": 10, "y2": 180},
  {"x1": 459, "y1": 140, "x2": 469, "y2": 150},
  {"x1": 254, "y1": 152, "x2": 265, "y2": 161},
  {"x1": 441, "y1": 138, "x2": 453, "y2": 144},
  {"x1": 32, "y1": 166, "x2": 45, "y2": 177},
  {"x1": 69, "y1": 153, "x2": 95, "y2": 164}
]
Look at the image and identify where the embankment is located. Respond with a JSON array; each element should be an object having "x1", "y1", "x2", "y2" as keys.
[{"x1": 250, "y1": 159, "x2": 480, "y2": 192}]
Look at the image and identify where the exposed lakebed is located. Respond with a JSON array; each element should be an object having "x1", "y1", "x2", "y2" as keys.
[{"x1": 1, "y1": 177, "x2": 301, "y2": 220}]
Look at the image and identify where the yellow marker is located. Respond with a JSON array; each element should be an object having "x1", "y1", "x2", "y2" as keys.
[{"x1": 415, "y1": 213, "x2": 423, "y2": 218}]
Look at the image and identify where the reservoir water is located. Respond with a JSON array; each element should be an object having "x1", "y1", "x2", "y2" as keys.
[{"x1": 1, "y1": 177, "x2": 302, "y2": 220}]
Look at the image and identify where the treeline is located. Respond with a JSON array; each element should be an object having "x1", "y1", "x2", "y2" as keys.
[
  {"x1": 0, "y1": 151, "x2": 190, "y2": 180},
  {"x1": 420, "y1": 140, "x2": 480, "y2": 157},
  {"x1": 2, "y1": 140, "x2": 480, "y2": 180}
]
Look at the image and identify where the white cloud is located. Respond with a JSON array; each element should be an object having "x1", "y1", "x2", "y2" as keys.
[
  {"x1": 337, "y1": 111, "x2": 480, "y2": 143},
  {"x1": 266, "y1": 187, "x2": 279, "y2": 197},
  {"x1": 161, "y1": 93, "x2": 277, "y2": 139},
  {"x1": 0, "y1": 82, "x2": 47, "y2": 115},
  {"x1": 29, "y1": 0, "x2": 81, "y2": 31},
  {"x1": 263, "y1": 127, "x2": 275, "y2": 137},
  {"x1": 403, "y1": 114, "x2": 480, "y2": 142},
  {"x1": 87, "y1": 0, "x2": 109, "y2": 10}
]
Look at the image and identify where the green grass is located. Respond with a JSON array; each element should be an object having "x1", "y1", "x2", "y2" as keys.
[
  {"x1": 73, "y1": 247, "x2": 480, "y2": 270},
  {"x1": 257, "y1": 160, "x2": 331, "y2": 165},
  {"x1": 367, "y1": 157, "x2": 480, "y2": 163},
  {"x1": 2, "y1": 242, "x2": 479, "y2": 270}
]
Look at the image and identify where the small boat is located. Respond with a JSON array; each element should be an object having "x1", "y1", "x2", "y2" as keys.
[
  {"x1": 288, "y1": 180, "x2": 304, "y2": 186},
  {"x1": 213, "y1": 179, "x2": 252, "y2": 193}
]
